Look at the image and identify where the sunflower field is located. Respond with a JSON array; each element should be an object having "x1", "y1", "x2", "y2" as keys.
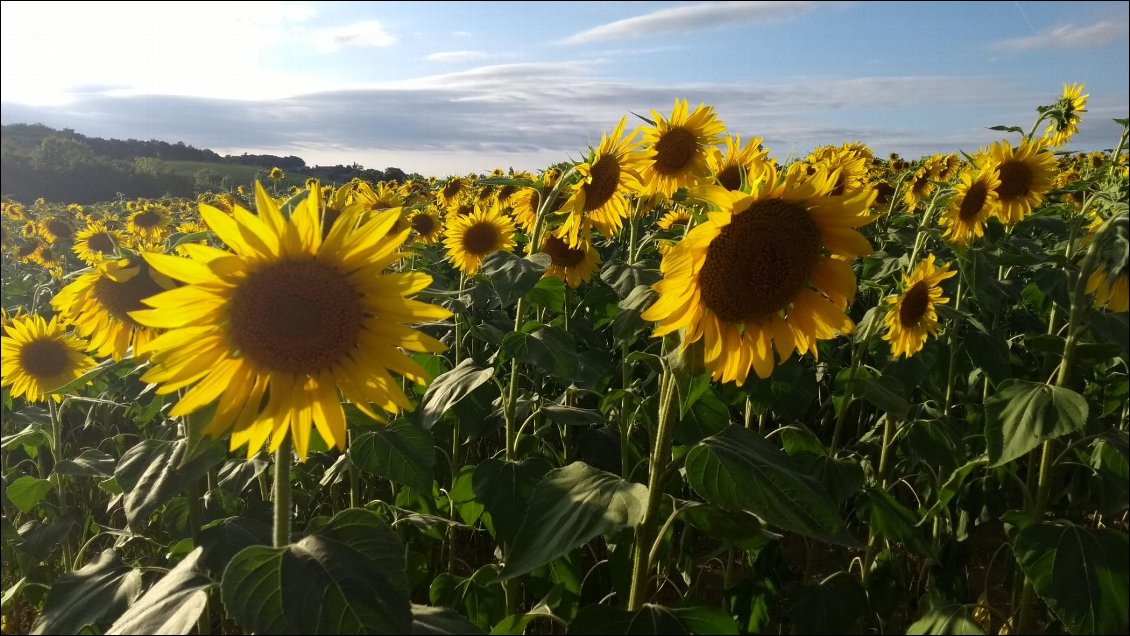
[{"x1": 1, "y1": 87, "x2": 1127, "y2": 635}]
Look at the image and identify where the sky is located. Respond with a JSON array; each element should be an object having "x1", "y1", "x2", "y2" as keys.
[{"x1": 1, "y1": 1, "x2": 1127, "y2": 176}]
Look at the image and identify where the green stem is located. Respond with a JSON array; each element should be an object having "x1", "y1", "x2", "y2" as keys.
[
  {"x1": 187, "y1": 479, "x2": 211, "y2": 635},
  {"x1": 619, "y1": 340, "x2": 633, "y2": 479},
  {"x1": 862, "y1": 416, "x2": 898, "y2": 582},
  {"x1": 48, "y1": 401, "x2": 73, "y2": 572},
  {"x1": 942, "y1": 275, "x2": 964, "y2": 417},
  {"x1": 830, "y1": 316, "x2": 878, "y2": 455},
  {"x1": 348, "y1": 430, "x2": 361, "y2": 509},
  {"x1": 627, "y1": 366, "x2": 678, "y2": 610},
  {"x1": 273, "y1": 439, "x2": 292, "y2": 548}
]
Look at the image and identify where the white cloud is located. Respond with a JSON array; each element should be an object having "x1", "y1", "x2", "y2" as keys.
[
  {"x1": 310, "y1": 20, "x2": 396, "y2": 53},
  {"x1": 426, "y1": 50, "x2": 490, "y2": 63},
  {"x1": 993, "y1": 20, "x2": 1128, "y2": 51},
  {"x1": 562, "y1": 1, "x2": 817, "y2": 45}
]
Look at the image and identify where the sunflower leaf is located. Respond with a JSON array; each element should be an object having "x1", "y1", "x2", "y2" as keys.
[
  {"x1": 985, "y1": 379, "x2": 1088, "y2": 467},
  {"x1": 419, "y1": 359, "x2": 496, "y2": 430},
  {"x1": 30, "y1": 549, "x2": 142, "y2": 635},
  {"x1": 350, "y1": 420, "x2": 435, "y2": 493},
  {"x1": 106, "y1": 547, "x2": 212, "y2": 635}
]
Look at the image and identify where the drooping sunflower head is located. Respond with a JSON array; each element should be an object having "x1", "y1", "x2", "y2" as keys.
[
  {"x1": 128, "y1": 205, "x2": 171, "y2": 242},
  {"x1": 2, "y1": 200, "x2": 26, "y2": 222},
  {"x1": 443, "y1": 201, "x2": 517, "y2": 276},
  {"x1": 642, "y1": 164, "x2": 876, "y2": 383},
  {"x1": 557, "y1": 116, "x2": 646, "y2": 247},
  {"x1": 882, "y1": 254, "x2": 956, "y2": 358},
  {"x1": 73, "y1": 221, "x2": 124, "y2": 265},
  {"x1": 710, "y1": 135, "x2": 771, "y2": 192},
  {"x1": 129, "y1": 182, "x2": 452, "y2": 460},
  {"x1": 805, "y1": 143, "x2": 873, "y2": 196},
  {"x1": 640, "y1": 99, "x2": 727, "y2": 198},
  {"x1": 1084, "y1": 214, "x2": 1129, "y2": 313},
  {"x1": 939, "y1": 164, "x2": 1001, "y2": 245},
  {"x1": 39, "y1": 214, "x2": 76, "y2": 244},
  {"x1": 535, "y1": 232, "x2": 601, "y2": 288},
  {"x1": 1, "y1": 315, "x2": 96, "y2": 403},
  {"x1": 1043, "y1": 83, "x2": 1088, "y2": 148},
  {"x1": 409, "y1": 207, "x2": 443, "y2": 245},
  {"x1": 980, "y1": 139, "x2": 1057, "y2": 225},
  {"x1": 902, "y1": 165, "x2": 936, "y2": 212}
]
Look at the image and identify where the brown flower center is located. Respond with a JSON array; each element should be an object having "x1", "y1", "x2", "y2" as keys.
[
  {"x1": 582, "y1": 155, "x2": 621, "y2": 212},
  {"x1": 958, "y1": 181, "x2": 989, "y2": 223},
  {"x1": 441, "y1": 180, "x2": 464, "y2": 200},
  {"x1": 93, "y1": 264, "x2": 167, "y2": 326},
  {"x1": 699, "y1": 199, "x2": 821, "y2": 323},
  {"x1": 997, "y1": 160, "x2": 1032, "y2": 201},
  {"x1": 653, "y1": 126, "x2": 698, "y2": 175},
  {"x1": 46, "y1": 219, "x2": 74, "y2": 240},
  {"x1": 899, "y1": 281, "x2": 931, "y2": 327},
  {"x1": 86, "y1": 232, "x2": 117, "y2": 255},
  {"x1": 462, "y1": 222, "x2": 500, "y2": 256},
  {"x1": 229, "y1": 260, "x2": 363, "y2": 375},
  {"x1": 716, "y1": 164, "x2": 743, "y2": 191},
  {"x1": 19, "y1": 338, "x2": 70, "y2": 379},
  {"x1": 542, "y1": 235, "x2": 587, "y2": 268},
  {"x1": 133, "y1": 210, "x2": 163, "y2": 230},
  {"x1": 411, "y1": 213, "x2": 437, "y2": 236}
]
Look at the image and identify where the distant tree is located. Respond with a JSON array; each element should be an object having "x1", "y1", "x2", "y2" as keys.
[{"x1": 194, "y1": 168, "x2": 225, "y2": 194}]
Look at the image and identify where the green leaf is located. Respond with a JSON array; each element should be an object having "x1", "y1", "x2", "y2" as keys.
[
  {"x1": 502, "y1": 327, "x2": 578, "y2": 381},
  {"x1": 985, "y1": 380, "x2": 1089, "y2": 467},
  {"x1": 419, "y1": 359, "x2": 495, "y2": 430},
  {"x1": 499, "y1": 462, "x2": 648, "y2": 580},
  {"x1": 612, "y1": 285, "x2": 658, "y2": 342},
  {"x1": 567, "y1": 603, "x2": 737, "y2": 635},
  {"x1": 1088, "y1": 311, "x2": 1130, "y2": 355},
  {"x1": 856, "y1": 376, "x2": 910, "y2": 419},
  {"x1": 925, "y1": 458, "x2": 987, "y2": 518},
  {"x1": 54, "y1": 448, "x2": 116, "y2": 478},
  {"x1": 221, "y1": 509, "x2": 412, "y2": 635},
  {"x1": 906, "y1": 593, "x2": 986, "y2": 634},
  {"x1": 857, "y1": 488, "x2": 934, "y2": 558},
  {"x1": 681, "y1": 505, "x2": 778, "y2": 551},
  {"x1": 473, "y1": 459, "x2": 550, "y2": 545},
  {"x1": 198, "y1": 515, "x2": 273, "y2": 576},
  {"x1": 684, "y1": 425, "x2": 857, "y2": 546},
  {"x1": 1012, "y1": 522, "x2": 1129, "y2": 635},
  {"x1": 47, "y1": 358, "x2": 132, "y2": 393},
  {"x1": 986, "y1": 125, "x2": 1024, "y2": 133},
  {"x1": 351, "y1": 420, "x2": 435, "y2": 493},
  {"x1": 30, "y1": 549, "x2": 143, "y2": 635},
  {"x1": 525, "y1": 276, "x2": 566, "y2": 312},
  {"x1": 786, "y1": 571, "x2": 868, "y2": 634},
  {"x1": 411, "y1": 604, "x2": 486, "y2": 634},
  {"x1": 276, "y1": 188, "x2": 309, "y2": 220},
  {"x1": 541, "y1": 405, "x2": 605, "y2": 428},
  {"x1": 5, "y1": 476, "x2": 54, "y2": 513},
  {"x1": 478, "y1": 251, "x2": 550, "y2": 308},
  {"x1": 791, "y1": 451, "x2": 865, "y2": 505},
  {"x1": 964, "y1": 330, "x2": 1013, "y2": 384},
  {"x1": 600, "y1": 260, "x2": 660, "y2": 298},
  {"x1": 106, "y1": 547, "x2": 211, "y2": 635},
  {"x1": 114, "y1": 439, "x2": 228, "y2": 532}
]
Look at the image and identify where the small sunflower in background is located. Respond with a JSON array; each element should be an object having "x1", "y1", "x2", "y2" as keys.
[
  {"x1": 130, "y1": 182, "x2": 451, "y2": 460},
  {"x1": 939, "y1": 165, "x2": 1001, "y2": 245},
  {"x1": 511, "y1": 170, "x2": 562, "y2": 234},
  {"x1": 981, "y1": 139, "x2": 1057, "y2": 225},
  {"x1": 128, "y1": 205, "x2": 171, "y2": 243},
  {"x1": 73, "y1": 221, "x2": 124, "y2": 265},
  {"x1": 556, "y1": 116, "x2": 645, "y2": 248},
  {"x1": 52, "y1": 254, "x2": 174, "y2": 361},
  {"x1": 437, "y1": 177, "x2": 470, "y2": 210},
  {"x1": 38, "y1": 214, "x2": 76, "y2": 244},
  {"x1": 902, "y1": 165, "x2": 935, "y2": 212},
  {"x1": 536, "y1": 232, "x2": 601, "y2": 288},
  {"x1": 269, "y1": 166, "x2": 285, "y2": 181},
  {"x1": 882, "y1": 255, "x2": 956, "y2": 358},
  {"x1": 1, "y1": 315, "x2": 96, "y2": 403},
  {"x1": 710, "y1": 135, "x2": 771, "y2": 192},
  {"x1": 657, "y1": 208, "x2": 692, "y2": 232},
  {"x1": 1043, "y1": 83, "x2": 1088, "y2": 148},
  {"x1": 640, "y1": 99, "x2": 726, "y2": 198},
  {"x1": 444, "y1": 201, "x2": 517, "y2": 275},
  {"x1": 409, "y1": 207, "x2": 443, "y2": 245}
]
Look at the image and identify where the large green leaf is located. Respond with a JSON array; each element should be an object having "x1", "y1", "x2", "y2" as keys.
[
  {"x1": 906, "y1": 593, "x2": 985, "y2": 634},
  {"x1": 685, "y1": 425, "x2": 857, "y2": 546},
  {"x1": 106, "y1": 547, "x2": 211, "y2": 635},
  {"x1": 5, "y1": 476, "x2": 54, "y2": 513},
  {"x1": 1012, "y1": 522, "x2": 1129, "y2": 634},
  {"x1": 567, "y1": 603, "x2": 737, "y2": 635},
  {"x1": 114, "y1": 438, "x2": 228, "y2": 532},
  {"x1": 54, "y1": 448, "x2": 116, "y2": 478},
  {"x1": 786, "y1": 571, "x2": 868, "y2": 634},
  {"x1": 30, "y1": 549, "x2": 143, "y2": 634},
  {"x1": 856, "y1": 488, "x2": 934, "y2": 558},
  {"x1": 477, "y1": 251, "x2": 550, "y2": 308},
  {"x1": 600, "y1": 260, "x2": 660, "y2": 298},
  {"x1": 472, "y1": 458, "x2": 548, "y2": 545},
  {"x1": 612, "y1": 285, "x2": 658, "y2": 342},
  {"x1": 502, "y1": 326, "x2": 578, "y2": 381},
  {"x1": 411, "y1": 604, "x2": 485, "y2": 634},
  {"x1": 198, "y1": 515, "x2": 272, "y2": 576},
  {"x1": 419, "y1": 359, "x2": 496, "y2": 430},
  {"x1": 985, "y1": 380, "x2": 1089, "y2": 467},
  {"x1": 498, "y1": 462, "x2": 648, "y2": 580},
  {"x1": 220, "y1": 508, "x2": 411, "y2": 635},
  {"x1": 351, "y1": 420, "x2": 435, "y2": 493}
]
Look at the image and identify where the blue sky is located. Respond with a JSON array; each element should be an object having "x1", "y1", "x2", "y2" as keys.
[{"x1": 1, "y1": 1, "x2": 1127, "y2": 175}]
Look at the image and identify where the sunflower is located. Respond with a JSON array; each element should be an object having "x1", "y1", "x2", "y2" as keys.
[
  {"x1": 882, "y1": 255, "x2": 956, "y2": 358},
  {"x1": 511, "y1": 171, "x2": 562, "y2": 234},
  {"x1": 1087, "y1": 266, "x2": 1128, "y2": 313},
  {"x1": 556, "y1": 117, "x2": 646, "y2": 248},
  {"x1": 444, "y1": 201, "x2": 517, "y2": 276},
  {"x1": 409, "y1": 207, "x2": 443, "y2": 245},
  {"x1": 804, "y1": 143, "x2": 872, "y2": 196},
  {"x1": 1, "y1": 315, "x2": 96, "y2": 403},
  {"x1": 710, "y1": 135, "x2": 771, "y2": 192},
  {"x1": 354, "y1": 182, "x2": 405, "y2": 213},
  {"x1": 981, "y1": 139, "x2": 1057, "y2": 225},
  {"x1": 902, "y1": 165, "x2": 935, "y2": 212},
  {"x1": 438, "y1": 177, "x2": 470, "y2": 210},
  {"x1": 643, "y1": 164, "x2": 876, "y2": 383},
  {"x1": 939, "y1": 165, "x2": 1001, "y2": 245},
  {"x1": 657, "y1": 209, "x2": 692, "y2": 232},
  {"x1": 73, "y1": 221, "x2": 124, "y2": 265},
  {"x1": 52, "y1": 254, "x2": 174, "y2": 361},
  {"x1": 128, "y1": 205, "x2": 171, "y2": 243},
  {"x1": 39, "y1": 215, "x2": 76, "y2": 244},
  {"x1": 269, "y1": 167, "x2": 285, "y2": 181},
  {"x1": 535, "y1": 232, "x2": 601, "y2": 288},
  {"x1": 640, "y1": 99, "x2": 727, "y2": 197},
  {"x1": 1043, "y1": 83, "x2": 1088, "y2": 148},
  {"x1": 129, "y1": 182, "x2": 451, "y2": 460}
]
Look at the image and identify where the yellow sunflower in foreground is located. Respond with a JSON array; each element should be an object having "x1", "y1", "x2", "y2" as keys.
[
  {"x1": 1, "y1": 315, "x2": 96, "y2": 403},
  {"x1": 73, "y1": 222, "x2": 124, "y2": 265},
  {"x1": 640, "y1": 99, "x2": 727, "y2": 197},
  {"x1": 981, "y1": 139, "x2": 1057, "y2": 225},
  {"x1": 535, "y1": 233, "x2": 601, "y2": 288},
  {"x1": 882, "y1": 255, "x2": 956, "y2": 358},
  {"x1": 643, "y1": 165, "x2": 876, "y2": 383},
  {"x1": 1043, "y1": 83, "x2": 1088, "y2": 148},
  {"x1": 556, "y1": 117, "x2": 645, "y2": 248},
  {"x1": 444, "y1": 202, "x2": 517, "y2": 275},
  {"x1": 130, "y1": 182, "x2": 451, "y2": 460},
  {"x1": 52, "y1": 254, "x2": 174, "y2": 361},
  {"x1": 939, "y1": 165, "x2": 1001, "y2": 245}
]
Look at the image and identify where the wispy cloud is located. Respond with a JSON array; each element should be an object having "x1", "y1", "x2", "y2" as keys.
[
  {"x1": 311, "y1": 20, "x2": 396, "y2": 53},
  {"x1": 561, "y1": 1, "x2": 817, "y2": 45},
  {"x1": 426, "y1": 50, "x2": 490, "y2": 63},
  {"x1": 993, "y1": 20, "x2": 1128, "y2": 51}
]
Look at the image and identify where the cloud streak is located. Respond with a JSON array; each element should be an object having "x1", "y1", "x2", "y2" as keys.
[
  {"x1": 311, "y1": 20, "x2": 396, "y2": 53},
  {"x1": 993, "y1": 20, "x2": 1128, "y2": 51},
  {"x1": 425, "y1": 50, "x2": 490, "y2": 63},
  {"x1": 561, "y1": 1, "x2": 817, "y2": 45}
]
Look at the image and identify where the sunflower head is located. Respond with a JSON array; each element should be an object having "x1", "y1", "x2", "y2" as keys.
[
  {"x1": 640, "y1": 99, "x2": 727, "y2": 198},
  {"x1": 269, "y1": 167, "x2": 285, "y2": 181},
  {"x1": 980, "y1": 139, "x2": 1057, "y2": 225},
  {"x1": 73, "y1": 221, "x2": 124, "y2": 265},
  {"x1": 39, "y1": 215, "x2": 76, "y2": 243},
  {"x1": 902, "y1": 165, "x2": 936, "y2": 212},
  {"x1": 939, "y1": 165, "x2": 1001, "y2": 245},
  {"x1": 710, "y1": 135, "x2": 771, "y2": 192},
  {"x1": 1042, "y1": 83, "x2": 1088, "y2": 148},
  {"x1": 409, "y1": 207, "x2": 443, "y2": 245},
  {"x1": 556, "y1": 116, "x2": 645, "y2": 247},
  {"x1": 443, "y1": 201, "x2": 517, "y2": 276},
  {"x1": 882, "y1": 255, "x2": 956, "y2": 358},
  {"x1": 128, "y1": 205, "x2": 171, "y2": 242},
  {"x1": 536, "y1": 232, "x2": 601, "y2": 288},
  {"x1": 1, "y1": 315, "x2": 96, "y2": 403}
]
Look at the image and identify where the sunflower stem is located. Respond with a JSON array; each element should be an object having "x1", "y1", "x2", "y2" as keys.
[
  {"x1": 48, "y1": 400, "x2": 73, "y2": 573},
  {"x1": 272, "y1": 439, "x2": 292, "y2": 548},
  {"x1": 830, "y1": 315, "x2": 878, "y2": 455},
  {"x1": 348, "y1": 430, "x2": 361, "y2": 509},
  {"x1": 942, "y1": 275, "x2": 963, "y2": 417},
  {"x1": 627, "y1": 365, "x2": 677, "y2": 610},
  {"x1": 862, "y1": 415, "x2": 897, "y2": 583}
]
